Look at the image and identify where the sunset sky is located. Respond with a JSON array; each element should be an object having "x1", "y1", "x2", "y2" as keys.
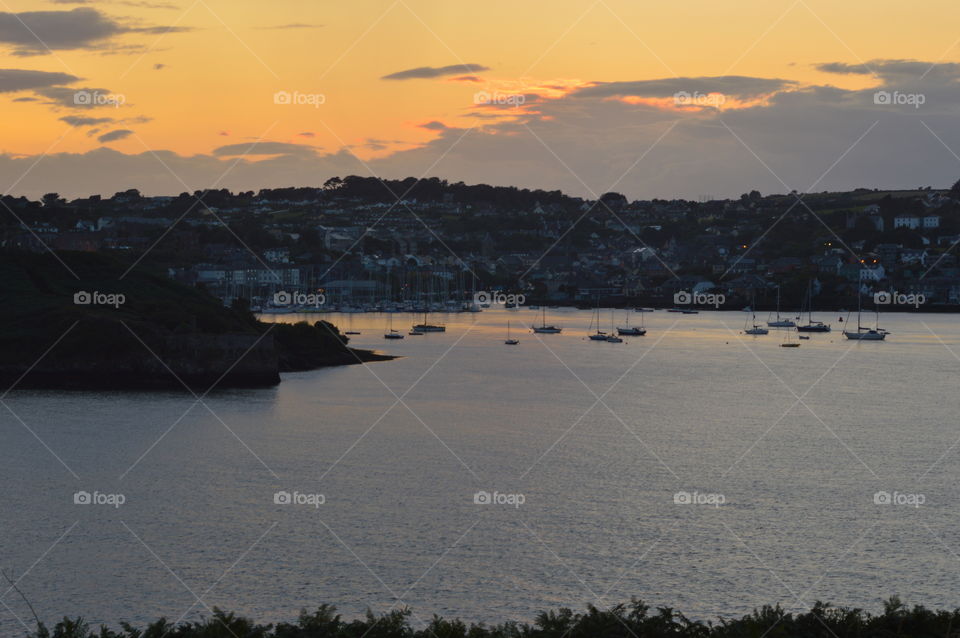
[{"x1": 2, "y1": 0, "x2": 960, "y2": 199}]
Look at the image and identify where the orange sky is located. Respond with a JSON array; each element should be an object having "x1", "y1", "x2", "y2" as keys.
[
  {"x1": 3, "y1": 0, "x2": 958, "y2": 158},
  {"x1": 2, "y1": 1, "x2": 960, "y2": 199}
]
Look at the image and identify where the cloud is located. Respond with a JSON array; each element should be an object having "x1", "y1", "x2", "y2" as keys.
[
  {"x1": 816, "y1": 59, "x2": 960, "y2": 85},
  {"x1": 815, "y1": 62, "x2": 875, "y2": 76},
  {"x1": 0, "y1": 7, "x2": 190, "y2": 56},
  {"x1": 419, "y1": 120, "x2": 448, "y2": 131},
  {"x1": 153, "y1": 63, "x2": 166, "y2": 70},
  {"x1": 60, "y1": 115, "x2": 114, "y2": 127},
  {"x1": 212, "y1": 141, "x2": 318, "y2": 157},
  {"x1": 574, "y1": 76, "x2": 796, "y2": 100},
  {"x1": 450, "y1": 75, "x2": 482, "y2": 83},
  {"x1": 381, "y1": 63, "x2": 490, "y2": 81},
  {"x1": 97, "y1": 129, "x2": 133, "y2": 142},
  {"x1": 35, "y1": 86, "x2": 125, "y2": 109},
  {"x1": 297, "y1": 132, "x2": 315, "y2": 138},
  {"x1": 5, "y1": 61, "x2": 960, "y2": 201},
  {"x1": 0, "y1": 68, "x2": 78, "y2": 92}
]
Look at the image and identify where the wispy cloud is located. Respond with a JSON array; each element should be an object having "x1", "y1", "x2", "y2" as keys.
[
  {"x1": 60, "y1": 115, "x2": 114, "y2": 127},
  {"x1": 98, "y1": 128, "x2": 133, "y2": 142},
  {"x1": 381, "y1": 63, "x2": 489, "y2": 81},
  {"x1": 0, "y1": 7, "x2": 191, "y2": 56},
  {"x1": 0, "y1": 68, "x2": 78, "y2": 92},
  {"x1": 213, "y1": 141, "x2": 318, "y2": 157}
]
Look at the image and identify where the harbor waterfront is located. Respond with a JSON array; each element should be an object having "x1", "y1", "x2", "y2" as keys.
[{"x1": 2, "y1": 308, "x2": 959, "y2": 633}]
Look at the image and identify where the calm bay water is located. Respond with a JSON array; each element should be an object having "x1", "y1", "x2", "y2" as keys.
[{"x1": 2, "y1": 308, "x2": 960, "y2": 632}]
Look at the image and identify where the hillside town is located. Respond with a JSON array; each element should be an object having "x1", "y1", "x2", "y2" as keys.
[{"x1": 4, "y1": 176, "x2": 960, "y2": 310}]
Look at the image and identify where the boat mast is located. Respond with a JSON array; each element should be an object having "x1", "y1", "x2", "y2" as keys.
[{"x1": 857, "y1": 270, "x2": 863, "y2": 331}]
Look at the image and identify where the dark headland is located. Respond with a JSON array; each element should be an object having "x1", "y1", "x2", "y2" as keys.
[{"x1": 0, "y1": 250, "x2": 392, "y2": 391}]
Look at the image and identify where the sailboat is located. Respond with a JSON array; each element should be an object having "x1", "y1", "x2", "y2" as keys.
[
  {"x1": 384, "y1": 314, "x2": 404, "y2": 339},
  {"x1": 505, "y1": 321, "x2": 519, "y2": 345},
  {"x1": 618, "y1": 309, "x2": 647, "y2": 336},
  {"x1": 796, "y1": 281, "x2": 831, "y2": 333},
  {"x1": 532, "y1": 306, "x2": 562, "y2": 334},
  {"x1": 605, "y1": 309, "x2": 624, "y2": 342},
  {"x1": 780, "y1": 327, "x2": 801, "y2": 347},
  {"x1": 843, "y1": 283, "x2": 887, "y2": 340},
  {"x1": 587, "y1": 299, "x2": 608, "y2": 341},
  {"x1": 412, "y1": 309, "x2": 445, "y2": 332},
  {"x1": 767, "y1": 286, "x2": 796, "y2": 327},
  {"x1": 744, "y1": 292, "x2": 769, "y2": 335}
]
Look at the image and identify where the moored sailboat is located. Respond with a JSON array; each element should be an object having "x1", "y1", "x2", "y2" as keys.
[
  {"x1": 617, "y1": 309, "x2": 647, "y2": 336},
  {"x1": 796, "y1": 281, "x2": 831, "y2": 333},
  {"x1": 384, "y1": 314, "x2": 404, "y2": 339},
  {"x1": 843, "y1": 275, "x2": 887, "y2": 340},
  {"x1": 532, "y1": 306, "x2": 562, "y2": 334},
  {"x1": 744, "y1": 292, "x2": 769, "y2": 335},
  {"x1": 505, "y1": 321, "x2": 519, "y2": 345},
  {"x1": 587, "y1": 299, "x2": 608, "y2": 341},
  {"x1": 412, "y1": 310, "x2": 445, "y2": 332},
  {"x1": 767, "y1": 286, "x2": 796, "y2": 327}
]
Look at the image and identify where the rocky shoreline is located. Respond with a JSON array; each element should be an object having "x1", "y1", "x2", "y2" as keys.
[{"x1": 0, "y1": 251, "x2": 396, "y2": 392}]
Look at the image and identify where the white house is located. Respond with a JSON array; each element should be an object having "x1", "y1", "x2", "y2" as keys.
[{"x1": 893, "y1": 215, "x2": 920, "y2": 230}]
